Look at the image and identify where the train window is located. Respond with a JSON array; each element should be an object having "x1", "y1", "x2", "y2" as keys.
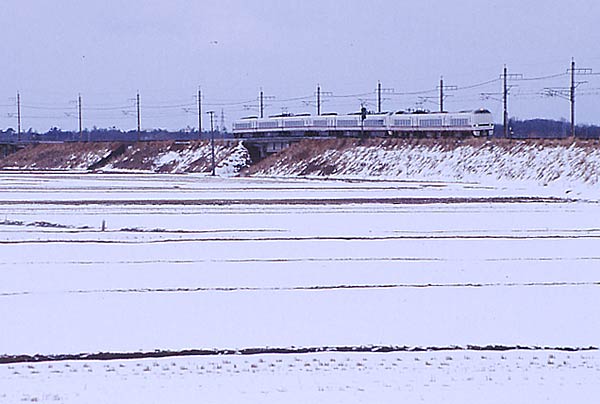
[
  {"x1": 364, "y1": 119, "x2": 385, "y2": 126},
  {"x1": 450, "y1": 118, "x2": 470, "y2": 126},
  {"x1": 419, "y1": 119, "x2": 442, "y2": 127},
  {"x1": 233, "y1": 122, "x2": 253, "y2": 130},
  {"x1": 258, "y1": 121, "x2": 279, "y2": 129},
  {"x1": 337, "y1": 119, "x2": 359, "y2": 127},
  {"x1": 283, "y1": 120, "x2": 305, "y2": 128},
  {"x1": 394, "y1": 119, "x2": 411, "y2": 127}
]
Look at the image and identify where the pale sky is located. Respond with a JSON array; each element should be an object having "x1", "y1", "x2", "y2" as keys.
[{"x1": 2, "y1": 0, "x2": 599, "y2": 131}]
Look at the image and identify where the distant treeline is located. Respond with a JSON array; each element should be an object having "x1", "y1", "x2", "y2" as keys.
[
  {"x1": 0, "y1": 127, "x2": 233, "y2": 143},
  {"x1": 1, "y1": 119, "x2": 599, "y2": 142},
  {"x1": 494, "y1": 119, "x2": 600, "y2": 139}
]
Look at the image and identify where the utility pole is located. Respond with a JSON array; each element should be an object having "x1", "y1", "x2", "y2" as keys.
[
  {"x1": 567, "y1": 59, "x2": 595, "y2": 138},
  {"x1": 197, "y1": 87, "x2": 202, "y2": 139},
  {"x1": 16, "y1": 92, "x2": 21, "y2": 143},
  {"x1": 375, "y1": 82, "x2": 394, "y2": 114},
  {"x1": 207, "y1": 110, "x2": 215, "y2": 176},
  {"x1": 437, "y1": 76, "x2": 457, "y2": 113},
  {"x1": 543, "y1": 59, "x2": 594, "y2": 139},
  {"x1": 78, "y1": 93, "x2": 83, "y2": 142},
  {"x1": 258, "y1": 88, "x2": 274, "y2": 118},
  {"x1": 136, "y1": 91, "x2": 141, "y2": 142},
  {"x1": 500, "y1": 66, "x2": 523, "y2": 138},
  {"x1": 317, "y1": 85, "x2": 321, "y2": 116},
  {"x1": 503, "y1": 66, "x2": 508, "y2": 138},
  {"x1": 440, "y1": 77, "x2": 444, "y2": 112},
  {"x1": 314, "y1": 85, "x2": 332, "y2": 115},
  {"x1": 260, "y1": 89, "x2": 264, "y2": 118},
  {"x1": 312, "y1": 84, "x2": 333, "y2": 115},
  {"x1": 377, "y1": 81, "x2": 382, "y2": 113},
  {"x1": 220, "y1": 109, "x2": 225, "y2": 133},
  {"x1": 570, "y1": 59, "x2": 575, "y2": 138},
  {"x1": 438, "y1": 82, "x2": 444, "y2": 138}
]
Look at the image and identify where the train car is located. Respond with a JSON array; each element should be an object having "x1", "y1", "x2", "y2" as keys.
[
  {"x1": 232, "y1": 109, "x2": 494, "y2": 138},
  {"x1": 232, "y1": 116, "x2": 258, "y2": 133},
  {"x1": 469, "y1": 109, "x2": 494, "y2": 136},
  {"x1": 363, "y1": 113, "x2": 389, "y2": 134}
]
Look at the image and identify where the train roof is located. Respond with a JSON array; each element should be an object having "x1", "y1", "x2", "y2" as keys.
[{"x1": 237, "y1": 108, "x2": 493, "y2": 122}]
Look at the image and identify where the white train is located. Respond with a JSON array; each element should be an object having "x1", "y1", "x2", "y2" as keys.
[{"x1": 233, "y1": 109, "x2": 494, "y2": 138}]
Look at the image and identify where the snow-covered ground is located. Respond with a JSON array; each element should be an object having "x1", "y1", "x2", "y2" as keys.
[
  {"x1": 0, "y1": 172, "x2": 599, "y2": 402},
  {"x1": 3, "y1": 350, "x2": 599, "y2": 404}
]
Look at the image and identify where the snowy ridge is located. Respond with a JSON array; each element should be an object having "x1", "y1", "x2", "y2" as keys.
[
  {"x1": 0, "y1": 141, "x2": 252, "y2": 175},
  {"x1": 250, "y1": 140, "x2": 600, "y2": 197}
]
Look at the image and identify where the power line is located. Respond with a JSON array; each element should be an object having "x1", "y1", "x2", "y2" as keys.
[
  {"x1": 143, "y1": 102, "x2": 196, "y2": 109},
  {"x1": 453, "y1": 78, "x2": 501, "y2": 91},
  {"x1": 270, "y1": 95, "x2": 313, "y2": 103},
  {"x1": 329, "y1": 91, "x2": 372, "y2": 98},
  {"x1": 4, "y1": 66, "x2": 600, "y2": 133},
  {"x1": 518, "y1": 72, "x2": 569, "y2": 81},
  {"x1": 84, "y1": 105, "x2": 136, "y2": 111},
  {"x1": 204, "y1": 99, "x2": 256, "y2": 107},
  {"x1": 21, "y1": 105, "x2": 72, "y2": 110}
]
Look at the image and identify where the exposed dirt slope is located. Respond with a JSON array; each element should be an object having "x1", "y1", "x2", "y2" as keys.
[
  {"x1": 0, "y1": 142, "x2": 121, "y2": 170},
  {"x1": 0, "y1": 141, "x2": 251, "y2": 174}
]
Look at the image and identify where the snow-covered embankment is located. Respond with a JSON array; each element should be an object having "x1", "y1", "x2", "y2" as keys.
[{"x1": 247, "y1": 138, "x2": 600, "y2": 198}]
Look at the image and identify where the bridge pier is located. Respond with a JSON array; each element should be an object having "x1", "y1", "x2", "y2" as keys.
[{"x1": 242, "y1": 139, "x2": 295, "y2": 162}]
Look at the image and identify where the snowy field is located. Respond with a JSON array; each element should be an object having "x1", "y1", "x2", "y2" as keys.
[{"x1": 0, "y1": 172, "x2": 599, "y2": 403}]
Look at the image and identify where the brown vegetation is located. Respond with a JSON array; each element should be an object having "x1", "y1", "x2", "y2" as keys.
[
  {"x1": 0, "y1": 140, "x2": 241, "y2": 173},
  {"x1": 242, "y1": 137, "x2": 600, "y2": 176},
  {"x1": 0, "y1": 142, "x2": 122, "y2": 170}
]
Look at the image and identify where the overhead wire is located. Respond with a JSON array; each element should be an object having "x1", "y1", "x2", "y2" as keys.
[
  {"x1": 453, "y1": 78, "x2": 501, "y2": 91},
  {"x1": 518, "y1": 72, "x2": 569, "y2": 81},
  {"x1": 5, "y1": 66, "x2": 600, "y2": 131}
]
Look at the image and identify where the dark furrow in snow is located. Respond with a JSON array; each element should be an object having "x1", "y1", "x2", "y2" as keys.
[
  {"x1": 1, "y1": 234, "x2": 600, "y2": 244},
  {"x1": 1, "y1": 256, "x2": 600, "y2": 266},
  {"x1": 1, "y1": 345, "x2": 597, "y2": 365},
  {"x1": 2, "y1": 281, "x2": 599, "y2": 298},
  {"x1": 0, "y1": 196, "x2": 570, "y2": 206}
]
